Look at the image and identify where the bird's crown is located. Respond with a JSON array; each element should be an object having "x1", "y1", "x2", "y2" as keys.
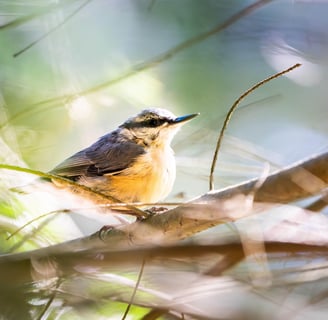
[{"x1": 121, "y1": 108, "x2": 176, "y2": 129}]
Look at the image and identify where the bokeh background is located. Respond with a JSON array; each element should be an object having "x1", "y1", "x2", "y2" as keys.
[
  {"x1": 0, "y1": 1, "x2": 328, "y2": 319},
  {"x1": 1, "y1": 0, "x2": 327, "y2": 198}
]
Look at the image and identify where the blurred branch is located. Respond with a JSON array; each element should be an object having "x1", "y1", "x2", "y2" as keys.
[
  {"x1": 122, "y1": 258, "x2": 146, "y2": 320},
  {"x1": 13, "y1": 0, "x2": 92, "y2": 58},
  {"x1": 305, "y1": 192, "x2": 328, "y2": 212},
  {"x1": 15, "y1": 0, "x2": 274, "y2": 112},
  {"x1": 1, "y1": 241, "x2": 328, "y2": 285},
  {"x1": 36, "y1": 278, "x2": 62, "y2": 320},
  {"x1": 0, "y1": 0, "x2": 79, "y2": 30},
  {"x1": 0, "y1": 150, "x2": 326, "y2": 281}
]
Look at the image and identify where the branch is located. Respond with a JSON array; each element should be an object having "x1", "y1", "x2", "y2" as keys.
[
  {"x1": 93, "y1": 150, "x2": 327, "y2": 247},
  {"x1": 1, "y1": 242, "x2": 328, "y2": 285},
  {"x1": 0, "y1": 150, "x2": 326, "y2": 274}
]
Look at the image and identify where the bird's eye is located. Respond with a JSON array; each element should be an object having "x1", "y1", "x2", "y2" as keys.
[{"x1": 146, "y1": 118, "x2": 165, "y2": 127}]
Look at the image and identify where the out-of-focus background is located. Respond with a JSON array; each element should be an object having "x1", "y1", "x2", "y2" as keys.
[
  {"x1": 1, "y1": 0, "x2": 327, "y2": 197},
  {"x1": 0, "y1": 1, "x2": 328, "y2": 319}
]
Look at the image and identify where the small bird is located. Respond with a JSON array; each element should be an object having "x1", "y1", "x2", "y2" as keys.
[{"x1": 50, "y1": 108, "x2": 198, "y2": 204}]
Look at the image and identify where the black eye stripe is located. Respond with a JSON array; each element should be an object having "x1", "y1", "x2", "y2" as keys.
[
  {"x1": 143, "y1": 118, "x2": 166, "y2": 127},
  {"x1": 124, "y1": 117, "x2": 167, "y2": 129}
]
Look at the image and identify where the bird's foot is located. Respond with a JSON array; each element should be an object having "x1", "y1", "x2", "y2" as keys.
[
  {"x1": 145, "y1": 206, "x2": 168, "y2": 215},
  {"x1": 98, "y1": 225, "x2": 115, "y2": 241},
  {"x1": 136, "y1": 207, "x2": 167, "y2": 221}
]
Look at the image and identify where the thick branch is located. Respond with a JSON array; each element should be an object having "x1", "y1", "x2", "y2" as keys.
[{"x1": 0, "y1": 151, "x2": 326, "y2": 284}]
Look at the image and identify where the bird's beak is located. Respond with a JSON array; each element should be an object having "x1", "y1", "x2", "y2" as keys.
[{"x1": 172, "y1": 113, "x2": 199, "y2": 125}]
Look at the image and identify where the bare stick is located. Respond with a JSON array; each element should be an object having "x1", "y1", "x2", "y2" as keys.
[
  {"x1": 122, "y1": 258, "x2": 146, "y2": 320},
  {"x1": 209, "y1": 63, "x2": 302, "y2": 190},
  {"x1": 0, "y1": 0, "x2": 77, "y2": 30},
  {"x1": 6, "y1": 208, "x2": 70, "y2": 240},
  {"x1": 36, "y1": 278, "x2": 63, "y2": 320}
]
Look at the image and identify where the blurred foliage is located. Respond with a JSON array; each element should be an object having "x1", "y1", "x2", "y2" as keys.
[{"x1": 0, "y1": 0, "x2": 328, "y2": 319}]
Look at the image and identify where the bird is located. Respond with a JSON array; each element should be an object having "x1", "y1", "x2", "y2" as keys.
[{"x1": 50, "y1": 108, "x2": 199, "y2": 204}]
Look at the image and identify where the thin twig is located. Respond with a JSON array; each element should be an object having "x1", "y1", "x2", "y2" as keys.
[
  {"x1": 6, "y1": 209, "x2": 70, "y2": 240},
  {"x1": 7, "y1": 214, "x2": 58, "y2": 253},
  {"x1": 122, "y1": 258, "x2": 146, "y2": 320},
  {"x1": 0, "y1": 0, "x2": 78, "y2": 30},
  {"x1": 36, "y1": 278, "x2": 63, "y2": 320},
  {"x1": 13, "y1": 0, "x2": 91, "y2": 57},
  {"x1": 209, "y1": 63, "x2": 302, "y2": 190}
]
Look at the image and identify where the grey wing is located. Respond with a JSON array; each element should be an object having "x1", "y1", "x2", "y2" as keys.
[{"x1": 50, "y1": 132, "x2": 144, "y2": 179}]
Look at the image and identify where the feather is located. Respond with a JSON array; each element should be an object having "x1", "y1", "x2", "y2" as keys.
[{"x1": 50, "y1": 130, "x2": 145, "y2": 179}]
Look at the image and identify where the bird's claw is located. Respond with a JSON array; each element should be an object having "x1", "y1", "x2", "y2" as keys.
[
  {"x1": 145, "y1": 206, "x2": 168, "y2": 215},
  {"x1": 98, "y1": 225, "x2": 115, "y2": 241}
]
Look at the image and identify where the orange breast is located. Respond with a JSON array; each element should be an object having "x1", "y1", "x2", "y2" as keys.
[{"x1": 106, "y1": 145, "x2": 176, "y2": 203}]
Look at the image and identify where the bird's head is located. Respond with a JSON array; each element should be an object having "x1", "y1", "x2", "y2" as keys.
[{"x1": 120, "y1": 108, "x2": 199, "y2": 147}]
